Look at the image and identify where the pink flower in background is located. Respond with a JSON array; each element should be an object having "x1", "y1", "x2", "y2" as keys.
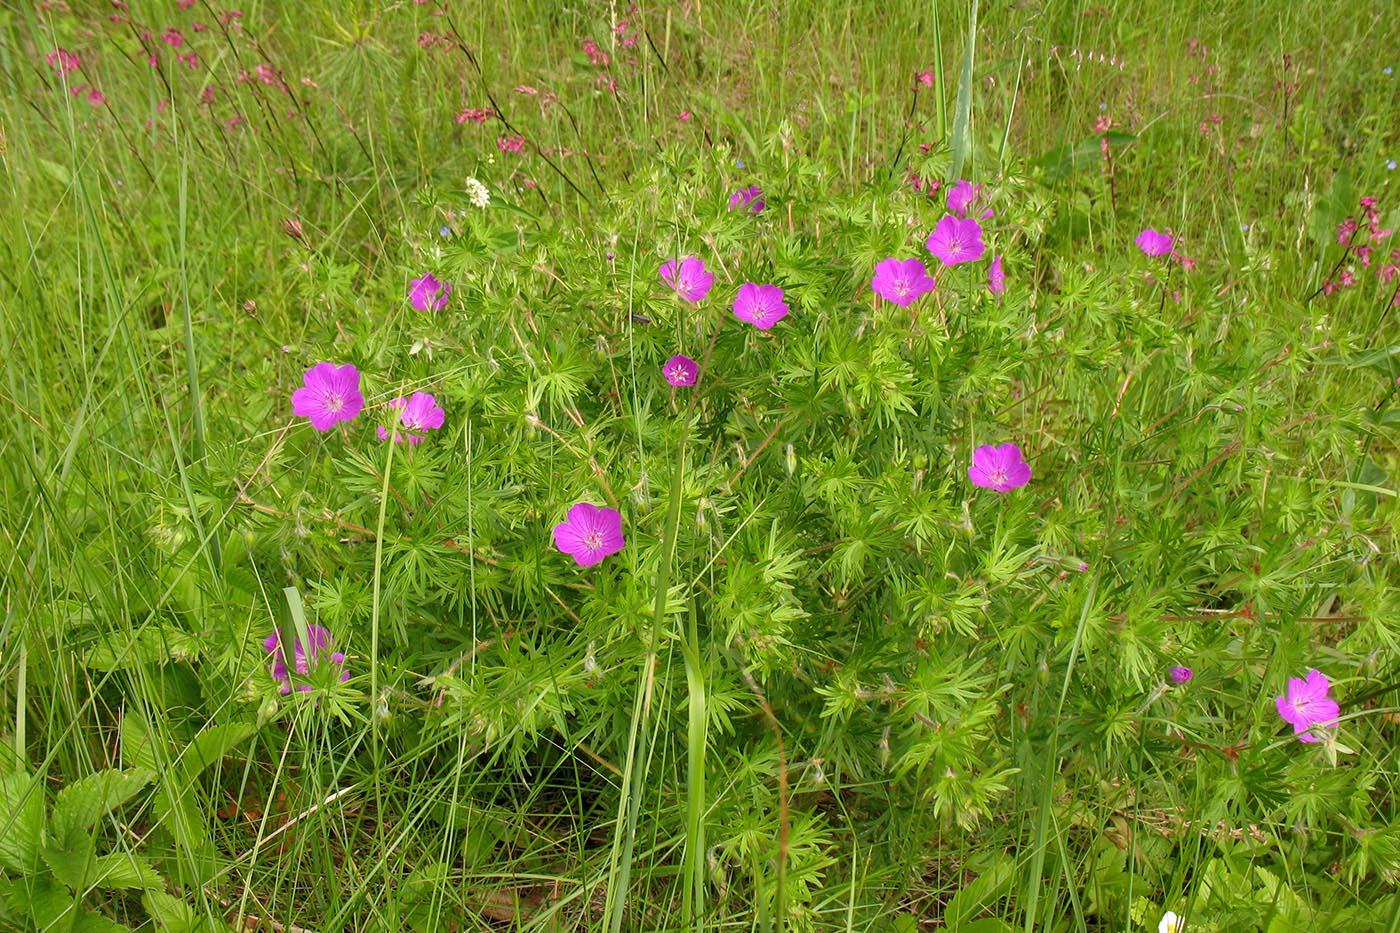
[
  {"x1": 409, "y1": 274, "x2": 450, "y2": 311},
  {"x1": 1136, "y1": 228, "x2": 1174, "y2": 257},
  {"x1": 732, "y1": 283, "x2": 790, "y2": 330},
  {"x1": 678, "y1": 110, "x2": 693, "y2": 122},
  {"x1": 264, "y1": 625, "x2": 350, "y2": 694},
  {"x1": 1276, "y1": 669, "x2": 1340, "y2": 743},
  {"x1": 968, "y1": 443, "x2": 1031, "y2": 492},
  {"x1": 377, "y1": 392, "x2": 445, "y2": 445},
  {"x1": 925, "y1": 215, "x2": 986, "y2": 266},
  {"x1": 455, "y1": 107, "x2": 494, "y2": 124},
  {"x1": 582, "y1": 36, "x2": 611, "y2": 67},
  {"x1": 659, "y1": 257, "x2": 713, "y2": 302},
  {"x1": 728, "y1": 185, "x2": 765, "y2": 213},
  {"x1": 292, "y1": 363, "x2": 364, "y2": 431},
  {"x1": 1169, "y1": 666, "x2": 1193, "y2": 684},
  {"x1": 46, "y1": 48, "x2": 81, "y2": 74},
  {"x1": 870, "y1": 257, "x2": 934, "y2": 307},
  {"x1": 554, "y1": 502, "x2": 625, "y2": 566},
  {"x1": 988, "y1": 254, "x2": 1006, "y2": 296},
  {"x1": 663, "y1": 354, "x2": 698, "y2": 387},
  {"x1": 497, "y1": 134, "x2": 526, "y2": 153},
  {"x1": 946, "y1": 179, "x2": 984, "y2": 216},
  {"x1": 916, "y1": 69, "x2": 935, "y2": 87}
]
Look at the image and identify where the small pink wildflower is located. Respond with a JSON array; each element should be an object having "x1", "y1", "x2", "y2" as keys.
[
  {"x1": 1136, "y1": 228, "x2": 1174, "y2": 257},
  {"x1": 377, "y1": 392, "x2": 446, "y2": 445},
  {"x1": 916, "y1": 69, "x2": 935, "y2": 87},
  {"x1": 455, "y1": 107, "x2": 493, "y2": 124},
  {"x1": 870, "y1": 258, "x2": 934, "y2": 307},
  {"x1": 582, "y1": 36, "x2": 610, "y2": 67},
  {"x1": 988, "y1": 254, "x2": 1006, "y2": 296},
  {"x1": 663, "y1": 354, "x2": 698, "y2": 387},
  {"x1": 497, "y1": 134, "x2": 526, "y2": 153},
  {"x1": 264, "y1": 625, "x2": 350, "y2": 695},
  {"x1": 678, "y1": 110, "x2": 693, "y2": 122},
  {"x1": 946, "y1": 179, "x2": 984, "y2": 216},
  {"x1": 732, "y1": 283, "x2": 789, "y2": 330},
  {"x1": 968, "y1": 443, "x2": 1031, "y2": 492},
  {"x1": 728, "y1": 185, "x2": 765, "y2": 213},
  {"x1": 925, "y1": 215, "x2": 987, "y2": 266},
  {"x1": 659, "y1": 257, "x2": 713, "y2": 303},
  {"x1": 46, "y1": 48, "x2": 81, "y2": 74},
  {"x1": 1276, "y1": 669, "x2": 1340, "y2": 743},
  {"x1": 554, "y1": 502, "x2": 625, "y2": 567},
  {"x1": 408, "y1": 274, "x2": 450, "y2": 312},
  {"x1": 292, "y1": 363, "x2": 364, "y2": 431}
]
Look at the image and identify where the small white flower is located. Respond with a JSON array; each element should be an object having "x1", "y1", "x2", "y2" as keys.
[
  {"x1": 1159, "y1": 910, "x2": 1183, "y2": 933},
  {"x1": 465, "y1": 176, "x2": 490, "y2": 209}
]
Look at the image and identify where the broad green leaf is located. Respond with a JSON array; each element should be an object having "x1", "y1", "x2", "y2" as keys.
[
  {"x1": 0, "y1": 772, "x2": 45, "y2": 873},
  {"x1": 50, "y1": 769, "x2": 154, "y2": 838},
  {"x1": 41, "y1": 821, "x2": 97, "y2": 890},
  {"x1": 91, "y1": 852, "x2": 164, "y2": 890}
]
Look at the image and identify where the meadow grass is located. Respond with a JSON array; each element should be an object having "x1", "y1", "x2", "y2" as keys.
[{"x1": 3, "y1": 1, "x2": 1400, "y2": 930}]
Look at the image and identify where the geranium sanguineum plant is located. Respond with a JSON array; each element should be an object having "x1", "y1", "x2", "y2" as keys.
[
  {"x1": 409, "y1": 273, "x2": 451, "y2": 311},
  {"x1": 1136, "y1": 228, "x2": 1174, "y2": 257},
  {"x1": 988, "y1": 254, "x2": 1006, "y2": 296},
  {"x1": 926, "y1": 215, "x2": 987, "y2": 266},
  {"x1": 871, "y1": 258, "x2": 934, "y2": 307},
  {"x1": 663, "y1": 354, "x2": 698, "y2": 387},
  {"x1": 377, "y1": 392, "x2": 445, "y2": 445},
  {"x1": 292, "y1": 362, "x2": 364, "y2": 431},
  {"x1": 660, "y1": 257, "x2": 714, "y2": 302},
  {"x1": 968, "y1": 443, "x2": 1031, "y2": 492},
  {"x1": 553, "y1": 502, "x2": 625, "y2": 567},
  {"x1": 728, "y1": 185, "x2": 765, "y2": 213},
  {"x1": 732, "y1": 283, "x2": 789, "y2": 330},
  {"x1": 1276, "y1": 668, "x2": 1340, "y2": 742},
  {"x1": 264, "y1": 625, "x2": 350, "y2": 694}
]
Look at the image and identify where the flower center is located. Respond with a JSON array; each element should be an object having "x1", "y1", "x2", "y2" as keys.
[
  {"x1": 894, "y1": 279, "x2": 911, "y2": 296},
  {"x1": 988, "y1": 466, "x2": 1008, "y2": 487},
  {"x1": 946, "y1": 236, "x2": 964, "y2": 257},
  {"x1": 324, "y1": 392, "x2": 344, "y2": 414},
  {"x1": 583, "y1": 530, "x2": 605, "y2": 551}
]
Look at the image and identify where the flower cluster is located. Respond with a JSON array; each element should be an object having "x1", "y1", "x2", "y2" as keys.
[
  {"x1": 1321, "y1": 195, "x2": 1397, "y2": 300},
  {"x1": 728, "y1": 185, "x2": 765, "y2": 213},
  {"x1": 264, "y1": 625, "x2": 350, "y2": 694}
]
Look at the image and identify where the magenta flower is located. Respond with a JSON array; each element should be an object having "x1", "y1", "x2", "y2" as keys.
[
  {"x1": 1276, "y1": 668, "x2": 1340, "y2": 743},
  {"x1": 871, "y1": 258, "x2": 935, "y2": 307},
  {"x1": 947, "y1": 179, "x2": 983, "y2": 216},
  {"x1": 1136, "y1": 228, "x2": 1174, "y2": 257},
  {"x1": 292, "y1": 362, "x2": 364, "y2": 431},
  {"x1": 409, "y1": 274, "x2": 450, "y2": 311},
  {"x1": 968, "y1": 443, "x2": 1031, "y2": 492},
  {"x1": 659, "y1": 257, "x2": 714, "y2": 303},
  {"x1": 732, "y1": 283, "x2": 790, "y2": 330},
  {"x1": 988, "y1": 254, "x2": 1006, "y2": 296},
  {"x1": 377, "y1": 392, "x2": 445, "y2": 445},
  {"x1": 925, "y1": 215, "x2": 987, "y2": 266},
  {"x1": 553, "y1": 502, "x2": 625, "y2": 567},
  {"x1": 663, "y1": 354, "x2": 698, "y2": 387},
  {"x1": 728, "y1": 185, "x2": 765, "y2": 213},
  {"x1": 1169, "y1": 666, "x2": 1193, "y2": 684},
  {"x1": 263, "y1": 625, "x2": 350, "y2": 695},
  {"x1": 46, "y1": 48, "x2": 81, "y2": 74}
]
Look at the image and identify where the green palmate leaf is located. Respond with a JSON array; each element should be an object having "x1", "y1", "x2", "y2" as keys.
[
  {"x1": 91, "y1": 852, "x2": 164, "y2": 891},
  {"x1": 41, "y1": 822, "x2": 97, "y2": 891},
  {"x1": 0, "y1": 772, "x2": 45, "y2": 874},
  {"x1": 141, "y1": 890, "x2": 202, "y2": 932}
]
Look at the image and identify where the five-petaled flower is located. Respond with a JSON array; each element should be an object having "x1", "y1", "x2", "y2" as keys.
[
  {"x1": 968, "y1": 443, "x2": 1031, "y2": 492},
  {"x1": 733, "y1": 283, "x2": 790, "y2": 330},
  {"x1": 1136, "y1": 228, "x2": 1174, "y2": 257},
  {"x1": 377, "y1": 392, "x2": 445, "y2": 445},
  {"x1": 292, "y1": 362, "x2": 364, "y2": 431},
  {"x1": 660, "y1": 257, "x2": 714, "y2": 302},
  {"x1": 264, "y1": 625, "x2": 350, "y2": 695},
  {"x1": 728, "y1": 185, "x2": 765, "y2": 213},
  {"x1": 409, "y1": 273, "x2": 451, "y2": 311},
  {"x1": 871, "y1": 257, "x2": 935, "y2": 307},
  {"x1": 663, "y1": 354, "x2": 699, "y2": 387},
  {"x1": 1276, "y1": 668, "x2": 1340, "y2": 742},
  {"x1": 926, "y1": 215, "x2": 987, "y2": 266},
  {"x1": 1158, "y1": 911, "x2": 1183, "y2": 933},
  {"x1": 946, "y1": 179, "x2": 984, "y2": 216},
  {"x1": 553, "y1": 502, "x2": 626, "y2": 567}
]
